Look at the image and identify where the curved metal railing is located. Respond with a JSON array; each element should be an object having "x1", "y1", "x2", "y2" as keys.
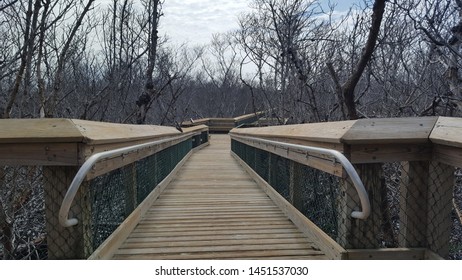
[
  {"x1": 230, "y1": 134, "x2": 371, "y2": 220},
  {"x1": 58, "y1": 133, "x2": 191, "y2": 227}
]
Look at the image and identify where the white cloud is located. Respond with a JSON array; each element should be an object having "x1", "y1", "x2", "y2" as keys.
[
  {"x1": 159, "y1": 0, "x2": 251, "y2": 46},
  {"x1": 159, "y1": 0, "x2": 360, "y2": 47}
]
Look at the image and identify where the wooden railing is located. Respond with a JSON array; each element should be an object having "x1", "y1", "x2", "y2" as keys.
[
  {"x1": 0, "y1": 119, "x2": 209, "y2": 259},
  {"x1": 1, "y1": 116, "x2": 461, "y2": 260},
  {"x1": 181, "y1": 112, "x2": 265, "y2": 132},
  {"x1": 230, "y1": 116, "x2": 462, "y2": 259}
]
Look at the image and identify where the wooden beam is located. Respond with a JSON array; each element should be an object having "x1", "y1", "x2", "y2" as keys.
[
  {"x1": 349, "y1": 143, "x2": 432, "y2": 163},
  {"x1": 0, "y1": 143, "x2": 79, "y2": 166},
  {"x1": 430, "y1": 117, "x2": 462, "y2": 149},
  {"x1": 0, "y1": 118, "x2": 83, "y2": 144},
  {"x1": 43, "y1": 166, "x2": 90, "y2": 259},
  {"x1": 346, "y1": 248, "x2": 442, "y2": 260},
  {"x1": 70, "y1": 119, "x2": 180, "y2": 145},
  {"x1": 426, "y1": 161, "x2": 454, "y2": 259},
  {"x1": 181, "y1": 124, "x2": 208, "y2": 134},
  {"x1": 433, "y1": 144, "x2": 462, "y2": 168},
  {"x1": 398, "y1": 161, "x2": 429, "y2": 248},
  {"x1": 231, "y1": 120, "x2": 356, "y2": 145},
  {"x1": 337, "y1": 164, "x2": 385, "y2": 249},
  {"x1": 342, "y1": 117, "x2": 438, "y2": 145}
]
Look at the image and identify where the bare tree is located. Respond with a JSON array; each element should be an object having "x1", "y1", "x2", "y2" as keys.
[
  {"x1": 395, "y1": 0, "x2": 462, "y2": 116},
  {"x1": 136, "y1": 0, "x2": 163, "y2": 124},
  {"x1": 327, "y1": 0, "x2": 386, "y2": 120}
]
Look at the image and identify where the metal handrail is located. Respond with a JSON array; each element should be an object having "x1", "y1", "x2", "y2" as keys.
[
  {"x1": 59, "y1": 133, "x2": 191, "y2": 227},
  {"x1": 231, "y1": 134, "x2": 371, "y2": 220}
]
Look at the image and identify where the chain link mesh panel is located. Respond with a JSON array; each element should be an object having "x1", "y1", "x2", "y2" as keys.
[
  {"x1": 231, "y1": 139, "x2": 462, "y2": 259},
  {"x1": 452, "y1": 169, "x2": 462, "y2": 259},
  {"x1": 298, "y1": 163, "x2": 340, "y2": 239},
  {"x1": 0, "y1": 138, "x2": 193, "y2": 259},
  {"x1": 88, "y1": 164, "x2": 135, "y2": 252},
  {"x1": 0, "y1": 166, "x2": 46, "y2": 260}
]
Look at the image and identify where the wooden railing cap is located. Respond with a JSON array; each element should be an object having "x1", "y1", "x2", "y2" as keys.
[
  {"x1": 71, "y1": 119, "x2": 180, "y2": 145},
  {"x1": 429, "y1": 117, "x2": 462, "y2": 149},
  {"x1": 0, "y1": 118, "x2": 83, "y2": 144},
  {"x1": 230, "y1": 120, "x2": 356, "y2": 144},
  {"x1": 0, "y1": 118, "x2": 181, "y2": 145},
  {"x1": 181, "y1": 124, "x2": 209, "y2": 133},
  {"x1": 342, "y1": 117, "x2": 439, "y2": 144}
]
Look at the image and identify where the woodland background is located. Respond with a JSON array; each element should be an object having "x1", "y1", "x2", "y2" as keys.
[
  {"x1": 1, "y1": 0, "x2": 462, "y2": 126},
  {"x1": 1, "y1": 0, "x2": 462, "y2": 259}
]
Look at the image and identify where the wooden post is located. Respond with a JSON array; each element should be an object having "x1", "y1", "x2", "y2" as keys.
[
  {"x1": 43, "y1": 166, "x2": 91, "y2": 259},
  {"x1": 426, "y1": 161, "x2": 454, "y2": 258},
  {"x1": 289, "y1": 161, "x2": 303, "y2": 211},
  {"x1": 398, "y1": 161, "x2": 429, "y2": 248},
  {"x1": 337, "y1": 163, "x2": 384, "y2": 249}
]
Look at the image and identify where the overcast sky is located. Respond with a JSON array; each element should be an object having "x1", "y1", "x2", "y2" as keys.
[{"x1": 159, "y1": 0, "x2": 359, "y2": 46}]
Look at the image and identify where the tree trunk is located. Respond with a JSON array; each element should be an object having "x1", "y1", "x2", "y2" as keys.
[
  {"x1": 327, "y1": 0, "x2": 386, "y2": 120},
  {"x1": 137, "y1": 0, "x2": 160, "y2": 124}
]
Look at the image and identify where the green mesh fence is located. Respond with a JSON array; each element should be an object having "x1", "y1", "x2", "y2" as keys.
[
  {"x1": 231, "y1": 138, "x2": 462, "y2": 259},
  {"x1": 297, "y1": 164, "x2": 340, "y2": 239},
  {"x1": 0, "y1": 137, "x2": 196, "y2": 259},
  {"x1": 86, "y1": 139, "x2": 192, "y2": 253},
  {"x1": 453, "y1": 169, "x2": 462, "y2": 259},
  {"x1": 231, "y1": 139, "x2": 337, "y2": 237}
]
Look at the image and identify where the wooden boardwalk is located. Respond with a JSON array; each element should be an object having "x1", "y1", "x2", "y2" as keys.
[{"x1": 111, "y1": 134, "x2": 327, "y2": 260}]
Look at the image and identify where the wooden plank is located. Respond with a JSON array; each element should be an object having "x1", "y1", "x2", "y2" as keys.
[
  {"x1": 433, "y1": 144, "x2": 462, "y2": 168},
  {"x1": 140, "y1": 213, "x2": 288, "y2": 221},
  {"x1": 342, "y1": 117, "x2": 438, "y2": 144},
  {"x1": 124, "y1": 232, "x2": 306, "y2": 243},
  {"x1": 135, "y1": 220, "x2": 292, "y2": 228},
  {"x1": 0, "y1": 118, "x2": 83, "y2": 143},
  {"x1": 140, "y1": 218, "x2": 289, "y2": 225},
  {"x1": 148, "y1": 203, "x2": 279, "y2": 210},
  {"x1": 0, "y1": 143, "x2": 79, "y2": 166},
  {"x1": 233, "y1": 111, "x2": 264, "y2": 122},
  {"x1": 181, "y1": 118, "x2": 210, "y2": 127},
  {"x1": 181, "y1": 124, "x2": 209, "y2": 134},
  {"x1": 132, "y1": 224, "x2": 296, "y2": 233},
  {"x1": 398, "y1": 161, "x2": 428, "y2": 248},
  {"x1": 338, "y1": 164, "x2": 385, "y2": 249},
  {"x1": 231, "y1": 151, "x2": 347, "y2": 259},
  {"x1": 127, "y1": 228, "x2": 303, "y2": 238},
  {"x1": 116, "y1": 243, "x2": 315, "y2": 255},
  {"x1": 349, "y1": 143, "x2": 432, "y2": 163},
  {"x1": 71, "y1": 119, "x2": 180, "y2": 145},
  {"x1": 136, "y1": 222, "x2": 293, "y2": 230},
  {"x1": 429, "y1": 117, "x2": 462, "y2": 148},
  {"x1": 230, "y1": 120, "x2": 356, "y2": 144},
  {"x1": 114, "y1": 249, "x2": 325, "y2": 260},
  {"x1": 120, "y1": 237, "x2": 311, "y2": 249},
  {"x1": 347, "y1": 248, "x2": 428, "y2": 260}
]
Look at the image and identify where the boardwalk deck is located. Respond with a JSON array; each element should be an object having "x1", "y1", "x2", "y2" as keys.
[{"x1": 111, "y1": 134, "x2": 328, "y2": 260}]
